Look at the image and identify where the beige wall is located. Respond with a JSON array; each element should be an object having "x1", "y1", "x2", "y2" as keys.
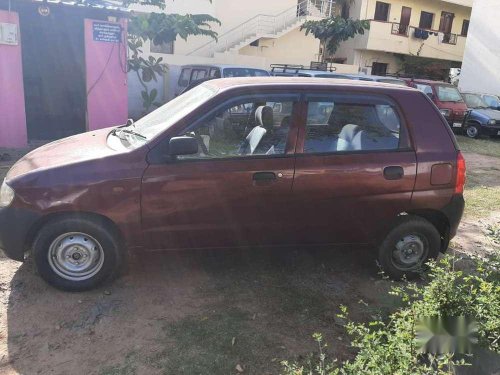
[{"x1": 239, "y1": 28, "x2": 322, "y2": 67}]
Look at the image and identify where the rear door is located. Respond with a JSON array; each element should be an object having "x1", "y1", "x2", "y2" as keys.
[
  {"x1": 290, "y1": 92, "x2": 417, "y2": 245},
  {"x1": 141, "y1": 91, "x2": 301, "y2": 250}
]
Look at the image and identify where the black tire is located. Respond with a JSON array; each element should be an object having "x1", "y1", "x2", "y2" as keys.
[
  {"x1": 32, "y1": 216, "x2": 125, "y2": 292},
  {"x1": 378, "y1": 216, "x2": 441, "y2": 280},
  {"x1": 465, "y1": 123, "x2": 481, "y2": 139}
]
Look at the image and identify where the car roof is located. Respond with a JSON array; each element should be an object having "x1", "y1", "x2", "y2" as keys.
[
  {"x1": 296, "y1": 70, "x2": 347, "y2": 76},
  {"x1": 203, "y1": 76, "x2": 416, "y2": 91},
  {"x1": 346, "y1": 74, "x2": 405, "y2": 82},
  {"x1": 182, "y1": 64, "x2": 268, "y2": 70},
  {"x1": 407, "y1": 78, "x2": 451, "y2": 85}
]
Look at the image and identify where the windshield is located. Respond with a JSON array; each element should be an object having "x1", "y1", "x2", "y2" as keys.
[
  {"x1": 436, "y1": 85, "x2": 464, "y2": 102},
  {"x1": 223, "y1": 68, "x2": 269, "y2": 77},
  {"x1": 463, "y1": 93, "x2": 488, "y2": 109},
  {"x1": 483, "y1": 95, "x2": 500, "y2": 108},
  {"x1": 132, "y1": 84, "x2": 218, "y2": 141}
]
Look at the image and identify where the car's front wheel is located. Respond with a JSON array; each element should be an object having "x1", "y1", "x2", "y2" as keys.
[
  {"x1": 378, "y1": 216, "x2": 441, "y2": 280},
  {"x1": 32, "y1": 216, "x2": 124, "y2": 291},
  {"x1": 465, "y1": 123, "x2": 481, "y2": 139}
]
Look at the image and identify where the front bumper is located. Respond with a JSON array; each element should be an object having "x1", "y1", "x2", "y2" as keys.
[
  {"x1": 0, "y1": 206, "x2": 41, "y2": 261},
  {"x1": 480, "y1": 125, "x2": 500, "y2": 136}
]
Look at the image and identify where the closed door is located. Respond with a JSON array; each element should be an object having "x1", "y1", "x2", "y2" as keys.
[
  {"x1": 399, "y1": 7, "x2": 412, "y2": 34},
  {"x1": 290, "y1": 93, "x2": 417, "y2": 245},
  {"x1": 141, "y1": 92, "x2": 300, "y2": 250},
  {"x1": 439, "y1": 11, "x2": 454, "y2": 33}
]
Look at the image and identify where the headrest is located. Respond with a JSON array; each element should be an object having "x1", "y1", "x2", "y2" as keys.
[{"x1": 255, "y1": 106, "x2": 274, "y2": 129}]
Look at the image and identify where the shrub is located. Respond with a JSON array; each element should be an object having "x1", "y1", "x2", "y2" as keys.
[{"x1": 281, "y1": 254, "x2": 500, "y2": 375}]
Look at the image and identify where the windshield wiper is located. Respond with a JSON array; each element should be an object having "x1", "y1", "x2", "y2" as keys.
[
  {"x1": 118, "y1": 128, "x2": 147, "y2": 140},
  {"x1": 111, "y1": 128, "x2": 147, "y2": 140}
]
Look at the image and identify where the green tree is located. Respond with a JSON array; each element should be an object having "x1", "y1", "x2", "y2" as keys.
[{"x1": 301, "y1": 16, "x2": 369, "y2": 61}]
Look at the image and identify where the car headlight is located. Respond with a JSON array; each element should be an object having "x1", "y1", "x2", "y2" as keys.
[
  {"x1": 440, "y1": 109, "x2": 451, "y2": 118},
  {"x1": 0, "y1": 180, "x2": 15, "y2": 208},
  {"x1": 487, "y1": 119, "x2": 497, "y2": 125}
]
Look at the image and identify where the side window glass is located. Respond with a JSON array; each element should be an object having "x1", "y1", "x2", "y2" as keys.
[
  {"x1": 191, "y1": 69, "x2": 208, "y2": 82},
  {"x1": 304, "y1": 98, "x2": 401, "y2": 154},
  {"x1": 178, "y1": 69, "x2": 191, "y2": 87},
  {"x1": 209, "y1": 68, "x2": 221, "y2": 78},
  {"x1": 177, "y1": 98, "x2": 295, "y2": 160}
]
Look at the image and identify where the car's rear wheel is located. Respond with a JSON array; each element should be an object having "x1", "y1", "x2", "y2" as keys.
[
  {"x1": 33, "y1": 216, "x2": 124, "y2": 291},
  {"x1": 465, "y1": 123, "x2": 481, "y2": 139},
  {"x1": 378, "y1": 216, "x2": 441, "y2": 280}
]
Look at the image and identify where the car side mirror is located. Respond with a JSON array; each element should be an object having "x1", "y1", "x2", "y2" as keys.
[{"x1": 169, "y1": 136, "x2": 198, "y2": 156}]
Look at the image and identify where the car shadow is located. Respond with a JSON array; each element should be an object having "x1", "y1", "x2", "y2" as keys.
[{"x1": 5, "y1": 245, "x2": 386, "y2": 374}]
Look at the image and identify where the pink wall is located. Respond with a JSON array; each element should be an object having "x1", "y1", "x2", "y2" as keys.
[
  {"x1": 84, "y1": 19, "x2": 128, "y2": 131},
  {"x1": 0, "y1": 10, "x2": 27, "y2": 148}
]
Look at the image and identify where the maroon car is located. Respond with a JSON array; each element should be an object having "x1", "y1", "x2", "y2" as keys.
[{"x1": 0, "y1": 78, "x2": 466, "y2": 291}]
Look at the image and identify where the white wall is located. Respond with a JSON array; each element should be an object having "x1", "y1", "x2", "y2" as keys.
[{"x1": 459, "y1": 0, "x2": 500, "y2": 95}]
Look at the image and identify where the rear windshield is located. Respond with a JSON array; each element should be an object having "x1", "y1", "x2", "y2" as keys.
[
  {"x1": 436, "y1": 85, "x2": 464, "y2": 102},
  {"x1": 223, "y1": 68, "x2": 270, "y2": 77}
]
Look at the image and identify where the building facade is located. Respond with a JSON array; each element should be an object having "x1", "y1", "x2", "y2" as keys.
[{"x1": 335, "y1": 0, "x2": 473, "y2": 76}]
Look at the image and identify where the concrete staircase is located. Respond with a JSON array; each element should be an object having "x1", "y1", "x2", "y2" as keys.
[{"x1": 187, "y1": 0, "x2": 335, "y2": 58}]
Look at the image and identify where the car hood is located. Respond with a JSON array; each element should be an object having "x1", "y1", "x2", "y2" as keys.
[
  {"x1": 6, "y1": 128, "x2": 120, "y2": 182},
  {"x1": 471, "y1": 108, "x2": 500, "y2": 120}
]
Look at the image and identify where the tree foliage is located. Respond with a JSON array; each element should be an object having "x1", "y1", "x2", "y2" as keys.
[{"x1": 301, "y1": 16, "x2": 370, "y2": 57}]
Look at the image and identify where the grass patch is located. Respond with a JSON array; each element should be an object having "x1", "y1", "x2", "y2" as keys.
[
  {"x1": 464, "y1": 185, "x2": 500, "y2": 218},
  {"x1": 148, "y1": 307, "x2": 279, "y2": 374},
  {"x1": 456, "y1": 135, "x2": 500, "y2": 157}
]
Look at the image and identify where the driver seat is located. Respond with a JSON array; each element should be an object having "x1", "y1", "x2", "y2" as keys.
[{"x1": 239, "y1": 106, "x2": 273, "y2": 155}]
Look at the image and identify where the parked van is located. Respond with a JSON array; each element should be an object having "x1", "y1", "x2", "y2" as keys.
[
  {"x1": 0, "y1": 77, "x2": 465, "y2": 291},
  {"x1": 404, "y1": 79, "x2": 469, "y2": 130},
  {"x1": 175, "y1": 64, "x2": 270, "y2": 96}
]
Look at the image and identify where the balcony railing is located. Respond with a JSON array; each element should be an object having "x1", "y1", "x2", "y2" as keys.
[
  {"x1": 389, "y1": 22, "x2": 458, "y2": 45},
  {"x1": 391, "y1": 23, "x2": 409, "y2": 36}
]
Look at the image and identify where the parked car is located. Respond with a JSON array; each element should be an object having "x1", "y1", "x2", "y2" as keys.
[
  {"x1": 479, "y1": 93, "x2": 500, "y2": 111},
  {"x1": 270, "y1": 64, "x2": 351, "y2": 79},
  {"x1": 0, "y1": 77, "x2": 465, "y2": 291},
  {"x1": 345, "y1": 74, "x2": 407, "y2": 86},
  {"x1": 175, "y1": 64, "x2": 270, "y2": 96},
  {"x1": 404, "y1": 79, "x2": 468, "y2": 131},
  {"x1": 462, "y1": 92, "x2": 500, "y2": 138}
]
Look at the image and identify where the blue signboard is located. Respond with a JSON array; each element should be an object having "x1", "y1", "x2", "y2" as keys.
[{"x1": 93, "y1": 22, "x2": 121, "y2": 43}]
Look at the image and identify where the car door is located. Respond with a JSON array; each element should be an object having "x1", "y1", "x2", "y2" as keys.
[
  {"x1": 141, "y1": 91, "x2": 300, "y2": 250},
  {"x1": 290, "y1": 92, "x2": 417, "y2": 245}
]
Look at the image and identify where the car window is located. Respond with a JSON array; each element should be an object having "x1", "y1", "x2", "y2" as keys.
[
  {"x1": 463, "y1": 93, "x2": 487, "y2": 109},
  {"x1": 416, "y1": 84, "x2": 433, "y2": 95},
  {"x1": 483, "y1": 95, "x2": 500, "y2": 108},
  {"x1": 176, "y1": 96, "x2": 295, "y2": 160},
  {"x1": 178, "y1": 68, "x2": 191, "y2": 87},
  {"x1": 304, "y1": 96, "x2": 402, "y2": 154},
  {"x1": 223, "y1": 68, "x2": 270, "y2": 77},
  {"x1": 191, "y1": 69, "x2": 208, "y2": 82},
  {"x1": 209, "y1": 68, "x2": 221, "y2": 78},
  {"x1": 436, "y1": 85, "x2": 464, "y2": 102}
]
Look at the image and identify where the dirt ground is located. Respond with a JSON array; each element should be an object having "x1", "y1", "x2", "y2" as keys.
[{"x1": 0, "y1": 142, "x2": 499, "y2": 375}]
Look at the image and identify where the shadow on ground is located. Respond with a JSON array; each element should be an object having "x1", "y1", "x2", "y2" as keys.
[{"x1": 5, "y1": 246, "x2": 398, "y2": 375}]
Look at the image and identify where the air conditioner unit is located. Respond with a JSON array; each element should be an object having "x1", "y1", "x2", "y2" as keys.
[{"x1": 0, "y1": 22, "x2": 18, "y2": 45}]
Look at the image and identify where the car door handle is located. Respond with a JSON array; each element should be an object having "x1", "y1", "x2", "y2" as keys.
[
  {"x1": 253, "y1": 172, "x2": 277, "y2": 181},
  {"x1": 384, "y1": 166, "x2": 404, "y2": 180}
]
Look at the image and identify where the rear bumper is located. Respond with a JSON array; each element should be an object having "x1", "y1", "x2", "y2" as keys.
[
  {"x1": 442, "y1": 194, "x2": 465, "y2": 239},
  {"x1": 0, "y1": 206, "x2": 40, "y2": 261}
]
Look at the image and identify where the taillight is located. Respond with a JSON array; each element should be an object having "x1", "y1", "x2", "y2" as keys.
[{"x1": 455, "y1": 152, "x2": 466, "y2": 194}]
